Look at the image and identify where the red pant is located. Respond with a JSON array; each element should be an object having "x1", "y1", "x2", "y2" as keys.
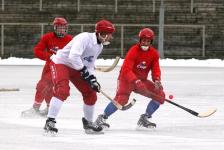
[
  {"x1": 49, "y1": 61, "x2": 97, "y2": 105},
  {"x1": 114, "y1": 79, "x2": 165, "y2": 105},
  {"x1": 35, "y1": 62, "x2": 53, "y2": 106}
]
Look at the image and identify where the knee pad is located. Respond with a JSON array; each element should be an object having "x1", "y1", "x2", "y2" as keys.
[
  {"x1": 115, "y1": 95, "x2": 129, "y2": 106},
  {"x1": 36, "y1": 80, "x2": 47, "y2": 91},
  {"x1": 44, "y1": 90, "x2": 53, "y2": 104},
  {"x1": 152, "y1": 90, "x2": 165, "y2": 104},
  {"x1": 54, "y1": 85, "x2": 70, "y2": 101},
  {"x1": 83, "y1": 91, "x2": 97, "y2": 105},
  {"x1": 36, "y1": 80, "x2": 52, "y2": 92}
]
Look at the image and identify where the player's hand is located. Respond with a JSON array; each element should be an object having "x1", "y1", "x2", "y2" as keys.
[
  {"x1": 88, "y1": 75, "x2": 101, "y2": 92},
  {"x1": 80, "y1": 66, "x2": 90, "y2": 80},
  {"x1": 154, "y1": 80, "x2": 163, "y2": 91},
  {"x1": 50, "y1": 46, "x2": 59, "y2": 54},
  {"x1": 80, "y1": 66, "x2": 101, "y2": 92}
]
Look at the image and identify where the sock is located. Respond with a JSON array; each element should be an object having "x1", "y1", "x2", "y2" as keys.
[
  {"x1": 104, "y1": 102, "x2": 118, "y2": 117},
  {"x1": 83, "y1": 104, "x2": 94, "y2": 122},
  {"x1": 47, "y1": 97, "x2": 63, "y2": 118},
  {"x1": 145, "y1": 100, "x2": 160, "y2": 117}
]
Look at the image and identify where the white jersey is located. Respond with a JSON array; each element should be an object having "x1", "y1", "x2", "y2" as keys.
[{"x1": 52, "y1": 32, "x2": 103, "y2": 75}]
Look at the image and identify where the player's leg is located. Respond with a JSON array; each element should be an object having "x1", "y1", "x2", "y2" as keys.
[
  {"x1": 71, "y1": 70, "x2": 103, "y2": 134},
  {"x1": 95, "y1": 80, "x2": 133, "y2": 128},
  {"x1": 135, "y1": 80, "x2": 165, "y2": 128},
  {"x1": 137, "y1": 100, "x2": 160, "y2": 128},
  {"x1": 44, "y1": 62, "x2": 70, "y2": 134},
  {"x1": 21, "y1": 64, "x2": 50, "y2": 117},
  {"x1": 39, "y1": 66, "x2": 54, "y2": 116}
]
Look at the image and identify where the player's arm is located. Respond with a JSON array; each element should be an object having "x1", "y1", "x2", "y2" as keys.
[
  {"x1": 33, "y1": 35, "x2": 52, "y2": 61},
  {"x1": 121, "y1": 48, "x2": 138, "y2": 83},
  {"x1": 151, "y1": 51, "x2": 161, "y2": 82},
  {"x1": 151, "y1": 51, "x2": 163, "y2": 90},
  {"x1": 68, "y1": 34, "x2": 100, "y2": 92},
  {"x1": 68, "y1": 34, "x2": 87, "y2": 70}
]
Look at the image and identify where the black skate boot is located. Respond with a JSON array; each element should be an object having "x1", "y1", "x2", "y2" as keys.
[
  {"x1": 137, "y1": 114, "x2": 156, "y2": 128},
  {"x1": 82, "y1": 117, "x2": 103, "y2": 134},
  {"x1": 95, "y1": 114, "x2": 110, "y2": 129},
  {"x1": 44, "y1": 118, "x2": 58, "y2": 135}
]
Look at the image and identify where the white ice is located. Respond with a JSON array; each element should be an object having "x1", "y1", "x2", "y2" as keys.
[{"x1": 0, "y1": 58, "x2": 224, "y2": 150}]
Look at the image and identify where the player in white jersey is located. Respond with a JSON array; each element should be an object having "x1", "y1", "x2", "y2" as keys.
[{"x1": 43, "y1": 19, "x2": 115, "y2": 134}]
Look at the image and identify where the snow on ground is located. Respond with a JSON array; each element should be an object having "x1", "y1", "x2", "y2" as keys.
[{"x1": 0, "y1": 58, "x2": 224, "y2": 150}]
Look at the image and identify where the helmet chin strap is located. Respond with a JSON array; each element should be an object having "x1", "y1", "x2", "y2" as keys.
[{"x1": 99, "y1": 33, "x2": 110, "y2": 45}]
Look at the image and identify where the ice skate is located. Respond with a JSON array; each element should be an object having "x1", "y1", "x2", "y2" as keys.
[
  {"x1": 137, "y1": 114, "x2": 156, "y2": 129},
  {"x1": 95, "y1": 114, "x2": 110, "y2": 129},
  {"x1": 43, "y1": 118, "x2": 58, "y2": 136},
  {"x1": 82, "y1": 117, "x2": 103, "y2": 134},
  {"x1": 21, "y1": 107, "x2": 41, "y2": 118},
  {"x1": 39, "y1": 107, "x2": 48, "y2": 117}
]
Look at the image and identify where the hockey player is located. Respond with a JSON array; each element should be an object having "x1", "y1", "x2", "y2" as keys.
[
  {"x1": 95, "y1": 28, "x2": 165, "y2": 129},
  {"x1": 43, "y1": 19, "x2": 116, "y2": 134},
  {"x1": 21, "y1": 17, "x2": 73, "y2": 117}
]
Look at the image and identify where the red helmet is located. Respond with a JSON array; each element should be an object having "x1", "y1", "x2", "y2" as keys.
[
  {"x1": 53, "y1": 17, "x2": 68, "y2": 38},
  {"x1": 138, "y1": 28, "x2": 154, "y2": 40},
  {"x1": 95, "y1": 19, "x2": 115, "y2": 34},
  {"x1": 53, "y1": 17, "x2": 68, "y2": 26}
]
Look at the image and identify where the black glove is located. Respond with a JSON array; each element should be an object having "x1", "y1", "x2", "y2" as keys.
[
  {"x1": 87, "y1": 75, "x2": 101, "y2": 92},
  {"x1": 80, "y1": 66, "x2": 101, "y2": 92},
  {"x1": 80, "y1": 66, "x2": 90, "y2": 80}
]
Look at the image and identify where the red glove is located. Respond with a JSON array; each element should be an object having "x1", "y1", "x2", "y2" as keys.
[
  {"x1": 154, "y1": 80, "x2": 163, "y2": 91},
  {"x1": 135, "y1": 79, "x2": 148, "y2": 91}
]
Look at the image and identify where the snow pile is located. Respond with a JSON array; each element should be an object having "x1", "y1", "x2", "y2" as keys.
[
  {"x1": 160, "y1": 58, "x2": 224, "y2": 67},
  {"x1": 0, "y1": 57, "x2": 224, "y2": 67}
]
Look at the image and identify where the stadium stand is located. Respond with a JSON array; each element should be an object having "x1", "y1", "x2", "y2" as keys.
[{"x1": 0, "y1": 0, "x2": 223, "y2": 58}]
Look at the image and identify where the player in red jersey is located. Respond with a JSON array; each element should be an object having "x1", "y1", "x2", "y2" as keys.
[
  {"x1": 95, "y1": 28, "x2": 165, "y2": 129},
  {"x1": 21, "y1": 17, "x2": 73, "y2": 117}
]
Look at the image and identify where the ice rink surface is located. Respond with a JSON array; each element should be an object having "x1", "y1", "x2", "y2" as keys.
[{"x1": 0, "y1": 65, "x2": 223, "y2": 150}]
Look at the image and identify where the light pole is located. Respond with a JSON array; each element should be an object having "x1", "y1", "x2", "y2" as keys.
[{"x1": 158, "y1": 0, "x2": 165, "y2": 58}]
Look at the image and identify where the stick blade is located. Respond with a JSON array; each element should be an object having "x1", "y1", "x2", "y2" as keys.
[
  {"x1": 197, "y1": 108, "x2": 217, "y2": 118},
  {"x1": 95, "y1": 56, "x2": 120, "y2": 72},
  {"x1": 0, "y1": 88, "x2": 20, "y2": 92},
  {"x1": 121, "y1": 99, "x2": 136, "y2": 110}
]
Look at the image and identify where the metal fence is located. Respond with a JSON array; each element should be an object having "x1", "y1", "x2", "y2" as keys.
[
  {"x1": 0, "y1": 23, "x2": 205, "y2": 58},
  {"x1": 1, "y1": 0, "x2": 197, "y2": 13}
]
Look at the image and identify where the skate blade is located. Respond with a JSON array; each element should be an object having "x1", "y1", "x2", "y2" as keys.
[
  {"x1": 102, "y1": 127, "x2": 109, "y2": 131},
  {"x1": 101, "y1": 124, "x2": 110, "y2": 130},
  {"x1": 136, "y1": 125, "x2": 156, "y2": 131},
  {"x1": 21, "y1": 112, "x2": 43, "y2": 118},
  {"x1": 39, "y1": 113, "x2": 47, "y2": 118},
  {"x1": 84, "y1": 129, "x2": 104, "y2": 135},
  {"x1": 43, "y1": 130, "x2": 58, "y2": 137},
  {"x1": 39, "y1": 111, "x2": 48, "y2": 117}
]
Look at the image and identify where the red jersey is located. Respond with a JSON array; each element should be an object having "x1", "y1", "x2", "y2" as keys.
[
  {"x1": 119, "y1": 43, "x2": 161, "y2": 83},
  {"x1": 34, "y1": 32, "x2": 73, "y2": 62}
]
